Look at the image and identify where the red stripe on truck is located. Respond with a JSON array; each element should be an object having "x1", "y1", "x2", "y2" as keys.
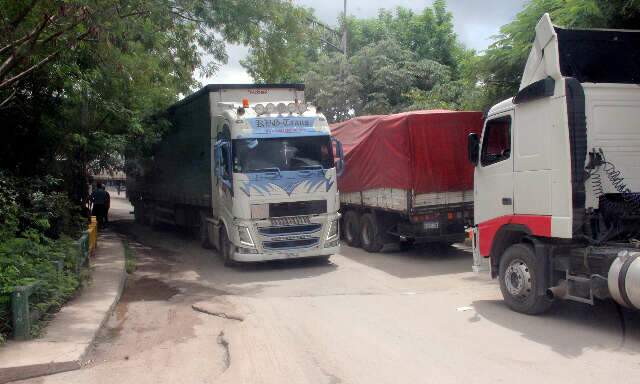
[{"x1": 478, "y1": 215, "x2": 552, "y2": 257}]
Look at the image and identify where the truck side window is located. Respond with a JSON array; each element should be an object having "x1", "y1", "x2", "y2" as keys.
[
  {"x1": 481, "y1": 116, "x2": 511, "y2": 166},
  {"x1": 220, "y1": 145, "x2": 231, "y2": 179}
]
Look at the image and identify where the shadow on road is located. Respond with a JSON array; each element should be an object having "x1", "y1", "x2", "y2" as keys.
[
  {"x1": 105, "y1": 202, "x2": 338, "y2": 297},
  {"x1": 473, "y1": 298, "x2": 640, "y2": 357},
  {"x1": 340, "y1": 243, "x2": 473, "y2": 279}
]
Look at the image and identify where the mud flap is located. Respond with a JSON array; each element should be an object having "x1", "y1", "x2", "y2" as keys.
[{"x1": 529, "y1": 237, "x2": 552, "y2": 297}]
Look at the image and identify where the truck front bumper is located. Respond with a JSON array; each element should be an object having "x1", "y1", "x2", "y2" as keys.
[{"x1": 233, "y1": 244, "x2": 340, "y2": 262}]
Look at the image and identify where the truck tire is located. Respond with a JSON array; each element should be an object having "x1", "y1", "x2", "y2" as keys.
[
  {"x1": 199, "y1": 215, "x2": 211, "y2": 249},
  {"x1": 343, "y1": 210, "x2": 362, "y2": 247},
  {"x1": 220, "y1": 226, "x2": 236, "y2": 267},
  {"x1": 498, "y1": 243, "x2": 552, "y2": 315},
  {"x1": 361, "y1": 213, "x2": 384, "y2": 253}
]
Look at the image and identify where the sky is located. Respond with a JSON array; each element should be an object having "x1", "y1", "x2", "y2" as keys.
[{"x1": 200, "y1": 0, "x2": 529, "y2": 84}]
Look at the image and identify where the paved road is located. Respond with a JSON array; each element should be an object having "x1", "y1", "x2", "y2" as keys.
[{"x1": 20, "y1": 196, "x2": 640, "y2": 384}]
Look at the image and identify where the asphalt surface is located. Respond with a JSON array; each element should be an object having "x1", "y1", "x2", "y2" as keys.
[{"x1": 18, "y1": 195, "x2": 640, "y2": 384}]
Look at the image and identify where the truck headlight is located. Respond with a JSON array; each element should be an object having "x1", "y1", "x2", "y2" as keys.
[
  {"x1": 237, "y1": 226, "x2": 255, "y2": 247},
  {"x1": 326, "y1": 219, "x2": 338, "y2": 241}
]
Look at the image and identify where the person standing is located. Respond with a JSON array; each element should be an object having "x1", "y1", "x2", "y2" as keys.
[{"x1": 90, "y1": 183, "x2": 110, "y2": 226}]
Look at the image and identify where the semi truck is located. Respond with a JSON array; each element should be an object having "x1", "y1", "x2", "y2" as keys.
[
  {"x1": 331, "y1": 110, "x2": 483, "y2": 252},
  {"x1": 468, "y1": 14, "x2": 640, "y2": 314},
  {"x1": 127, "y1": 84, "x2": 344, "y2": 265}
]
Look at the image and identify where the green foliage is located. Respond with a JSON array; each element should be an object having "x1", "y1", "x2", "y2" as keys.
[
  {"x1": 0, "y1": 172, "x2": 86, "y2": 343},
  {"x1": 346, "y1": 1, "x2": 464, "y2": 71},
  {"x1": 302, "y1": 3, "x2": 479, "y2": 122},
  {"x1": 0, "y1": 235, "x2": 82, "y2": 343},
  {"x1": 0, "y1": 172, "x2": 84, "y2": 240},
  {"x1": 241, "y1": 4, "x2": 319, "y2": 83}
]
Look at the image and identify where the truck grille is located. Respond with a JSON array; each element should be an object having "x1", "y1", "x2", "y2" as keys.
[
  {"x1": 270, "y1": 216, "x2": 311, "y2": 226},
  {"x1": 263, "y1": 238, "x2": 319, "y2": 250},
  {"x1": 258, "y1": 224, "x2": 322, "y2": 236},
  {"x1": 269, "y1": 200, "x2": 327, "y2": 217}
]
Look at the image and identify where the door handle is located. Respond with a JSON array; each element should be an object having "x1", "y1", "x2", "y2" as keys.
[{"x1": 502, "y1": 198, "x2": 513, "y2": 206}]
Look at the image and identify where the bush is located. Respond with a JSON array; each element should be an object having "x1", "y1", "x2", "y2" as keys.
[{"x1": 0, "y1": 171, "x2": 86, "y2": 343}]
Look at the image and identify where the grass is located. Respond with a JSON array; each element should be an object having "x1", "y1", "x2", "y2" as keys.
[{"x1": 123, "y1": 240, "x2": 137, "y2": 274}]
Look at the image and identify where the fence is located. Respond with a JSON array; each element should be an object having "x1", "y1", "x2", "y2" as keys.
[{"x1": 9, "y1": 217, "x2": 98, "y2": 341}]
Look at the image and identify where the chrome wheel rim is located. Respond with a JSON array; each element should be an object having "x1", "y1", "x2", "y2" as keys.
[{"x1": 505, "y1": 259, "x2": 532, "y2": 298}]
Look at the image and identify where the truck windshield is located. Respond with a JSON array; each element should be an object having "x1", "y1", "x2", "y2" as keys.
[{"x1": 232, "y1": 136, "x2": 334, "y2": 173}]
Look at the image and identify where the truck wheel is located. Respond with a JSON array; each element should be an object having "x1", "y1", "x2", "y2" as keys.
[
  {"x1": 199, "y1": 215, "x2": 211, "y2": 249},
  {"x1": 499, "y1": 243, "x2": 552, "y2": 315},
  {"x1": 220, "y1": 227, "x2": 236, "y2": 267},
  {"x1": 343, "y1": 211, "x2": 361, "y2": 247},
  {"x1": 361, "y1": 213, "x2": 384, "y2": 253}
]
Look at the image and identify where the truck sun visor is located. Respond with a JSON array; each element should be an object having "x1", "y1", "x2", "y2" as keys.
[{"x1": 555, "y1": 27, "x2": 640, "y2": 84}]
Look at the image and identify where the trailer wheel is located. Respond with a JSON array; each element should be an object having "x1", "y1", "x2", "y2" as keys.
[
  {"x1": 199, "y1": 215, "x2": 211, "y2": 249},
  {"x1": 499, "y1": 243, "x2": 552, "y2": 315},
  {"x1": 343, "y1": 210, "x2": 362, "y2": 247},
  {"x1": 361, "y1": 213, "x2": 384, "y2": 253},
  {"x1": 220, "y1": 226, "x2": 236, "y2": 267}
]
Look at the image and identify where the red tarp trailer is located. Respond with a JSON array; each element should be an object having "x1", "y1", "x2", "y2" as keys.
[{"x1": 330, "y1": 110, "x2": 484, "y2": 194}]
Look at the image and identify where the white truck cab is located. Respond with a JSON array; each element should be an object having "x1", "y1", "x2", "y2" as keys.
[
  {"x1": 205, "y1": 88, "x2": 344, "y2": 265},
  {"x1": 468, "y1": 15, "x2": 640, "y2": 314}
]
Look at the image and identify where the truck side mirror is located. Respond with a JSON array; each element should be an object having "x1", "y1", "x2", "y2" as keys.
[
  {"x1": 468, "y1": 133, "x2": 480, "y2": 166},
  {"x1": 331, "y1": 137, "x2": 345, "y2": 177}
]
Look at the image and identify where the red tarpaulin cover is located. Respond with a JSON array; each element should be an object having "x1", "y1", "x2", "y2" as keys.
[{"x1": 330, "y1": 110, "x2": 483, "y2": 194}]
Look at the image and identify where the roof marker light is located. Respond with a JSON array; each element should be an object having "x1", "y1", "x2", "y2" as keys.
[
  {"x1": 266, "y1": 103, "x2": 275, "y2": 114},
  {"x1": 242, "y1": 98, "x2": 249, "y2": 108}
]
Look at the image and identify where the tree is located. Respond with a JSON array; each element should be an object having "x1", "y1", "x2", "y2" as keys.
[
  {"x1": 0, "y1": 0, "x2": 312, "y2": 200},
  {"x1": 240, "y1": 5, "x2": 319, "y2": 83},
  {"x1": 305, "y1": 38, "x2": 463, "y2": 122},
  {"x1": 303, "y1": 3, "x2": 479, "y2": 122}
]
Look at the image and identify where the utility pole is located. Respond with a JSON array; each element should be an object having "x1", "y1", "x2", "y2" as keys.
[
  {"x1": 342, "y1": 0, "x2": 347, "y2": 56},
  {"x1": 305, "y1": 0, "x2": 347, "y2": 56}
]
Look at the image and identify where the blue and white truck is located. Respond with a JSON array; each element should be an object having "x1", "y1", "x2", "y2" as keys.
[{"x1": 128, "y1": 84, "x2": 344, "y2": 265}]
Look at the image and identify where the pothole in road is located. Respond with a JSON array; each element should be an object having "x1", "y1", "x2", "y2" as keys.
[{"x1": 120, "y1": 277, "x2": 180, "y2": 303}]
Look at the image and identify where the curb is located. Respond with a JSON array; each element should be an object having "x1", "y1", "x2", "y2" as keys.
[
  {"x1": 0, "y1": 233, "x2": 127, "y2": 383},
  {"x1": 77, "y1": 250, "x2": 128, "y2": 366}
]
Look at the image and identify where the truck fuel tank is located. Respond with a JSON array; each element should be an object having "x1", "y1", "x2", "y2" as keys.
[{"x1": 608, "y1": 250, "x2": 640, "y2": 310}]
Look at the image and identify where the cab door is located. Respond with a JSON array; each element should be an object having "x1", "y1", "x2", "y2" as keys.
[
  {"x1": 214, "y1": 139, "x2": 234, "y2": 221},
  {"x1": 474, "y1": 113, "x2": 515, "y2": 237}
]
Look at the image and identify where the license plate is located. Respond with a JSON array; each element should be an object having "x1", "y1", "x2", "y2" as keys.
[{"x1": 423, "y1": 221, "x2": 439, "y2": 229}]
